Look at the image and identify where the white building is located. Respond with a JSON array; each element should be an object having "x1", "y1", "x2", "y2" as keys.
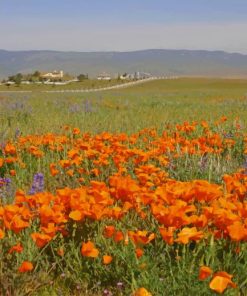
[
  {"x1": 97, "y1": 72, "x2": 111, "y2": 81},
  {"x1": 5, "y1": 81, "x2": 15, "y2": 85},
  {"x1": 41, "y1": 70, "x2": 64, "y2": 79},
  {"x1": 21, "y1": 81, "x2": 31, "y2": 85}
]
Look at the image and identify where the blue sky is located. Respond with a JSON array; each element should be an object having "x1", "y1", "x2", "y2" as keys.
[{"x1": 1, "y1": 0, "x2": 247, "y2": 53}]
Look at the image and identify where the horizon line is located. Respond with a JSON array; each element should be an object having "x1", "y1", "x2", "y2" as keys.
[{"x1": 0, "y1": 48, "x2": 246, "y2": 56}]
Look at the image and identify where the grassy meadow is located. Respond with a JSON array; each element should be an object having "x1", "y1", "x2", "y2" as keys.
[
  {"x1": 0, "y1": 79, "x2": 127, "y2": 92},
  {"x1": 1, "y1": 78, "x2": 247, "y2": 136},
  {"x1": 0, "y1": 78, "x2": 247, "y2": 295}
]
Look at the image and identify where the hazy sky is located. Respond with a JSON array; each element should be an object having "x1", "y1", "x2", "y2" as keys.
[{"x1": 1, "y1": 0, "x2": 247, "y2": 53}]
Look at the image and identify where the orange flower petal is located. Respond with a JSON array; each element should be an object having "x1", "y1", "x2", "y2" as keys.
[
  {"x1": 103, "y1": 255, "x2": 113, "y2": 265},
  {"x1": 81, "y1": 241, "x2": 99, "y2": 258},
  {"x1": 69, "y1": 210, "x2": 83, "y2": 221},
  {"x1": 133, "y1": 287, "x2": 152, "y2": 296},
  {"x1": 18, "y1": 261, "x2": 33, "y2": 273},
  {"x1": 209, "y1": 272, "x2": 237, "y2": 294},
  {"x1": 104, "y1": 225, "x2": 115, "y2": 238},
  {"x1": 135, "y1": 248, "x2": 144, "y2": 258},
  {"x1": 8, "y1": 242, "x2": 23, "y2": 254},
  {"x1": 199, "y1": 266, "x2": 213, "y2": 280},
  {"x1": 227, "y1": 221, "x2": 247, "y2": 241}
]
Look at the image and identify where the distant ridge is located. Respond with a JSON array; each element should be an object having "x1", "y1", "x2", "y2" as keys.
[{"x1": 1, "y1": 49, "x2": 247, "y2": 79}]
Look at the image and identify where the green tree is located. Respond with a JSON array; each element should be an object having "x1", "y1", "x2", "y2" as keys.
[
  {"x1": 33, "y1": 70, "x2": 41, "y2": 77},
  {"x1": 14, "y1": 73, "x2": 23, "y2": 86},
  {"x1": 77, "y1": 74, "x2": 88, "y2": 81},
  {"x1": 8, "y1": 73, "x2": 23, "y2": 86}
]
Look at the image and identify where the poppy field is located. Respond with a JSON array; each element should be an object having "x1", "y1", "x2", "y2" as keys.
[{"x1": 0, "y1": 78, "x2": 247, "y2": 295}]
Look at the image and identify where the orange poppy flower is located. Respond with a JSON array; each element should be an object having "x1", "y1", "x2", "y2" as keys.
[
  {"x1": 18, "y1": 261, "x2": 33, "y2": 273},
  {"x1": 11, "y1": 216, "x2": 29, "y2": 233},
  {"x1": 4, "y1": 143, "x2": 16, "y2": 155},
  {"x1": 91, "y1": 168, "x2": 100, "y2": 176},
  {"x1": 10, "y1": 169, "x2": 16, "y2": 176},
  {"x1": 8, "y1": 242, "x2": 23, "y2": 254},
  {"x1": 68, "y1": 149, "x2": 80, "y2": 159},
  {"x1": 69, "y1": 210, "x2": 84, "y2": 221},
  {"x1": 57, "y1": 248, "x2": 64, "y2": 257},
  {"x1": 31, "y1": 232, "x2": 53, "y2": 248},
  {"x1": 81, "y1": 241, "x2": 99, "y2": 258},
  {"x1": 227, "y1": 221, "x2": 247, "y2": 242},
  {"x1": 104, "y1": 225, "x2": 115, "y2": 238},
  {"x1": 114, "y1": 231, "x2": 124, "y2": 243},
  {"x1": 59, "y1": 159, "x2": 71, "y2": 169},
  {"x1": 50, "y1": 163, "x2": 59, "y2": 176},
  {"x1": 199, "y1": 266, "x2": 213, "y2": 280},
  {"x1": 209, "y1": 271, "x2": 237, "y2": 294},
  {"x1": 159, "y1": 227, "x2": 175, "y2": 245},
  {"x1": 135, "y1": 248, "x2": 144, "y2": 258},
  {"x1": 66, "y1": 170, "x2": 74, "y2": 177},
  {"x1": 103, "y1": 255, "x2": 113, "y2": 265},
  {"x1": 133, "y1": 287, "x2": 152, "y2": 296},
  {"x1": 175, "y1": 227, "x2": 204, "y2": 244},
  {"x1": 128, "y1": 231, "x2": 155, "y2": 245},
  {"x1": 73, "y1": 128, "x2": 80, "y2": 135}
]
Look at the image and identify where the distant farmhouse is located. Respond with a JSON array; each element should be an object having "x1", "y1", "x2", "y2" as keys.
[
  {"x1": 2, "y1": 70, "x2": 76, "y2": 86},
  {"x1": 41, "y1": 70, "x2": 64, "y2": 80},
  {"x1": 97, "y1": 72, "x2": 111, "y2": 81}
]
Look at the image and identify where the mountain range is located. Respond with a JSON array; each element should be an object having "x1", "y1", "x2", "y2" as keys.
[{"x1": 1, "y1": 49, "x2": 247, "y2": 79}]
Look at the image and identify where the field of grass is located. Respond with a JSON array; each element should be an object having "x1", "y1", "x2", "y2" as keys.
[
  {"x1": 0, "y1": 78, "x2": 247, "y2": 295},
  {"x1": 0, "y1": 79, "x2": 127, "y2": 92},
  {"x1": 1, "y1": 78, "x2": 247, "y2": 136}
]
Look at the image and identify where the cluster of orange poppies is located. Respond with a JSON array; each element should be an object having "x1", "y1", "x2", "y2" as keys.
[
  {"x1": 0, "y1": 118, "x2": 246, "y2": 294},
  {"x1": 1, "y1": 119, "x2": 243, "y2": 183},
  {"x1": 199, "y1": 267, "x2": 237, "y2": 294},
  {"x1": 1, "y1": 169, "x2": 246, "y2": 243}
]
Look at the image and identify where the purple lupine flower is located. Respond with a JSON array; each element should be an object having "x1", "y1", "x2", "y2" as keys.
[
  {"x1": 5, "y1": 177, "x2": 11, "y2": 186},
  {"x1": 28, "y1": 173, "x2": 44, "y2": 195},
  {"x1": 0, "y1": 177, "x2": 12, "y2": 203},
  {"x1": 69, "y1": 104, "x2": 80, "y2": 113},
  {"x1": 84, "y1": 99, "x2": 93, "y2": 113},
  {"x1": 0, "y1": 177, "x2": 11, "y2": 187}
]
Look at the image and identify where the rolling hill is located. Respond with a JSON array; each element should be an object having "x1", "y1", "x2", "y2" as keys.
[{"x1": 1, "y1": 49, "x2": 247, "y2": 79}]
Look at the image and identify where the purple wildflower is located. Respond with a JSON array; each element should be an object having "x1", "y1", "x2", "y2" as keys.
[
  {"x1": 0, "y1": 177, "x2": 12, "y2": 203},
  {"x1": 0, "y1": 177, "x2": 11, "y2": 187},
  {"x1": 28, "y1": 173, "x2": 44, "y2": 195},
  {"x1": 69, "y1": 104, "x2": 80, "y2": 113},
  {"x1": 84, "y1": 99, "x2": 93, "y2": 113}
]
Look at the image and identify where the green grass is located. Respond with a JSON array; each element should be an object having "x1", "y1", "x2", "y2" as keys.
[
  {"x1": 0, "y1": 78, "x2": 246, "y2": 138},
  {"x1": 0, "y1": 79, "x2": 127, "y2": 91},
  {"x1": 0, "y1": 77, "x2": 247, "y2": 296}
]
